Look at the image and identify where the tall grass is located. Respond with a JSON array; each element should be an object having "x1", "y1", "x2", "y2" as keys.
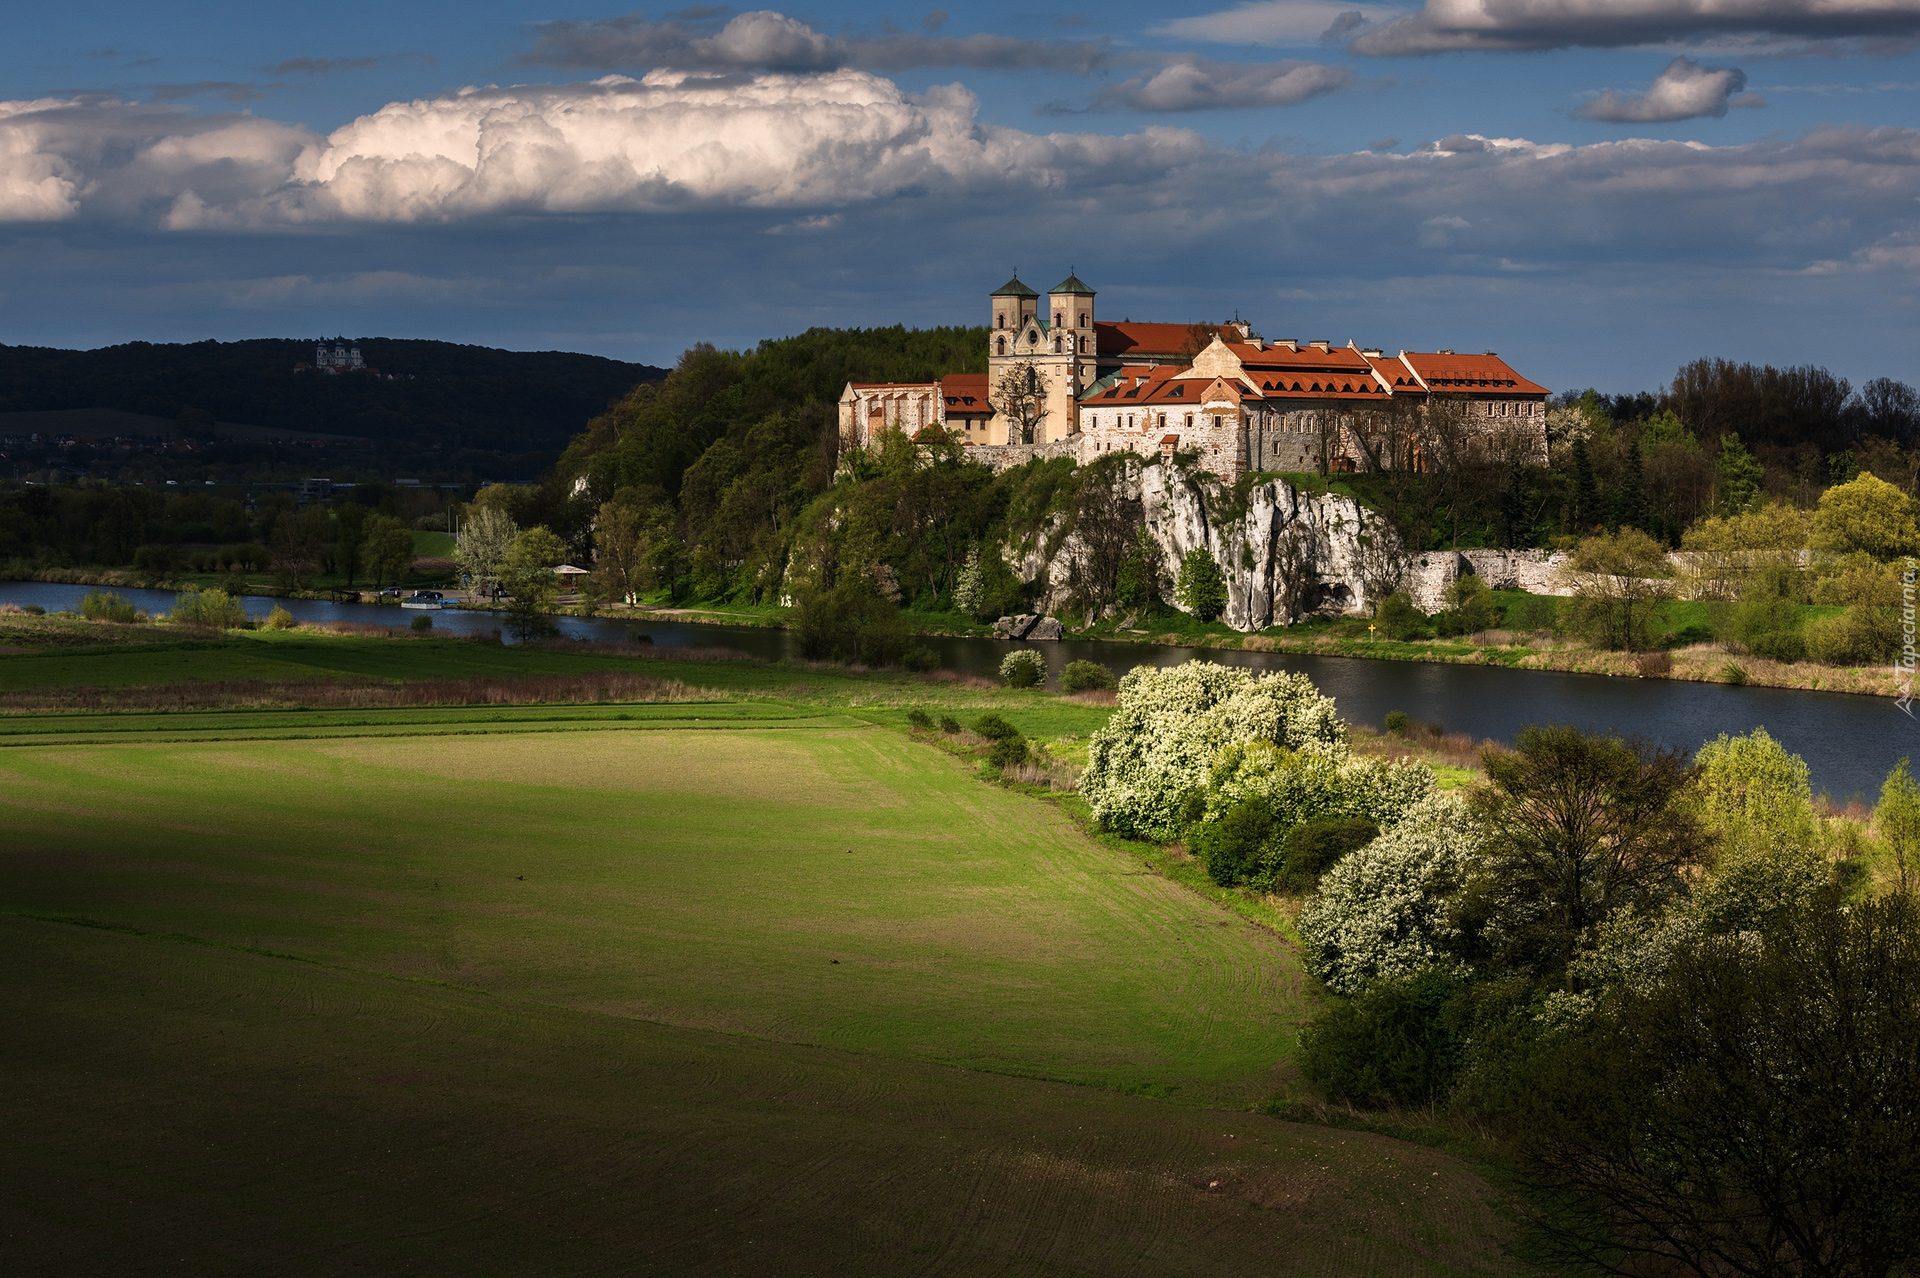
[{"x1": 0, "y1": 671, "x2": 712, "y2": 714}]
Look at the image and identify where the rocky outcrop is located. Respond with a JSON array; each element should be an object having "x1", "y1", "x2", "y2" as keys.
[
  {"x1": 992, "y1": 614, "x2": 1064, "y2": 640},
  {"x1": 1011, "y1": 460, "x2": 1395, "y2": 633}
]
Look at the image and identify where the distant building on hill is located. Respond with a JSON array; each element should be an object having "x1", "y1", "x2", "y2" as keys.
[
  {"x1": 294, "y1": 342, "x2": 377, "y2": 375},
  {"x1": 839, "y1": 272, "x2": 1550, "y2": 481}
]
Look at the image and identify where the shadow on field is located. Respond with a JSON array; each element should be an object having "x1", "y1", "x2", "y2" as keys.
[{"x1": 0, "y1": 916, "x2": 1527, "y2": 1277}]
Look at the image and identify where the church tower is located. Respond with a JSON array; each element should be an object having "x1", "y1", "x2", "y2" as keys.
[{"x1": 986, "y1": 271, "x2": 1090, "y2": 446}]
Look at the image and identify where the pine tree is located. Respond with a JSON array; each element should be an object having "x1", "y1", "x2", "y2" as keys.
[{"x1": 1571, "y1": 435, "x2": 1599, "y2": 532}]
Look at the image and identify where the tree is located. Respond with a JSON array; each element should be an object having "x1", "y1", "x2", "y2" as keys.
[
  {"x1": 1571, "y1": 434, "x2": 1600, "y2": 531},
  {"x1": 1564, "y1": 528, "x2": 1673, "y2": 652},
  {"x1": 1712, "y1": 432, "x2": 1763, "y2": 516},
  {"x1": 1878, "y1": 757, "x2": 1920, "y2": 896},
  {"x1": 500, "y1": 525, "x2": 566, "y2": 640},
  {"x1": 270, "y1": 506, "x2": 329, "y2": 591},
  {"x1": 1059, "y1": 455, "x2": 1144, "y2": 614},
  {"x1": 1810, "y1": 470, "x2": 1920, "y2": 560},
  {"x1": 591, "y1": 500, "x2": 648, "y2": 605},
  {"x1": 362, "y1": 514, "x2": 413, "y2": 587},
  {"x1": 334, "y1": 504, "x2": 367, "y2": 586},
  {"x1": 1516, "y1": 892, "x2": 1920, "y2": 1277},
  {"x1": 1175, "y1": 547, "x2": 1228, "y2": 621},
  {"x1": 456, "y1": 506, "x2": 519, "y2": 600},
  {"x1": 1459, "y1": 725, "x2": 1710, "y2": 988},
  {"x1": 993, "y1": 361, "x2": 1048, "y2": 445},
  {"x1": 1273, "y1": 524, "x2": 1316, "y2": 625}
]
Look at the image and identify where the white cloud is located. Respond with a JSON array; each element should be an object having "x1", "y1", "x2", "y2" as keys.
[
  {"x1": 1155, "y1": 2, "x2": 1405, "y2": 46},
  {"x1": 3, "y1": 70, "x2": 1919, "y2": 293},
  {"x1": 1086, "y1": 58, "x2": 1358, "y2": 111},
  {"x1": 1577, "y1": 57, "x2": 1765, "y2": 121},
  {"x1": 1346, "y1": 0, "x2": 1920, "y2": 54}
]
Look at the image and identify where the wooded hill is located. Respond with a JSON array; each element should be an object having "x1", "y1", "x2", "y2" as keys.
[{"x1": 0, "y1": 338, "x2": 665, "y2": 454}]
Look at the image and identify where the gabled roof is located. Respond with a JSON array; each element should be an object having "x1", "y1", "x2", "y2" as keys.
[
  {"x1": 1229, "y1": 342, "x2": 1372, "y2": 373},
  {"x1": 940, "y1": 372, "x2": 991, "y2": 411},
  {"x1": 991, "y1": 275, "x2": 1039, "y2": 298},
  {"x1": 1400, "y1": 351, "x2": 1549, "y2": 395},
  {"x1": 1048, "y1": 272, "x2": 1096, "y2": 296}
]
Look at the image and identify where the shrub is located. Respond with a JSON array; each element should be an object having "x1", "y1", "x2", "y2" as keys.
[
  {"x1": 1503, "y1": 593, "x2": 1560, "y2": 632},
  {"x1": 1375, "y1": 591, "x2": 1427, "y2": 639},
  {"x1": 265, "y1": 605, "x2": 296, "y2": 630},
  {"x1": 1384, "y1": 710, "x2": 1410, "y2": 735},
  {"x1": 1720, "y1": 660, "x2": 1748, "y2": 685},
  {"x1": 411, "y1": 614, "x2": 434, "y2": 632},
  {"x1": 1726, "y1": 594, "x2": 1805, "y2": 661},
  {"x1": 902, "y1": 644, "x2": 940, "y2": 673},
  {"x1": 1277, "y1": 817, "x2": 1380, "y2": 892},
  {"x1": 1297, "y1": 793, "x2": 1478, "y2": 995},
  {"x1": 78, "y1": 590, "x2": 139, "y2": 623},
  {"x1": 1000, "y1": 649, "x2": 1045, "y2": 688},
  {"x1": 1805, "y1": 605, "x2": 1898, "y2": 665},
  {"x1": 132, "y1": 543, "x2": 180, "y2": 584},
  {"x1": 1434, "y1": 575, "x2": 1497, "y2": 637},
  {"x1": 1634, "y1": 649, "x2": 1673, "y2": 676},
  {"x1": 1175, "y1": 547, "x2": 1228, "y2": 621},
  {"x1": 170, "y1": 588, "x2": 247, "y2": 629},
  {"x1": 938, "y1": 715, "x2": 961, "y2": 734},
  {"x1": 1189, "y1": 795, "x2": 1278, "y2": 886},
  {"x1": 907, "y1": 708, "x2": 933, "y2": 730},
  {"x1": 794, "y1": 584, "x2": 911, "y2": 667},
  {"x1": 988, "y1": 734, "x2": 1030, "y2": 768},
  {"x1": 970, "y1": 712, "x2": 1020, "y2": 741},
  {"x1": 1059, "y1": 659, "x2": 1116, "y2": 694},
  {"x1": 1299, "y1": 967, "x2": 1466, "y2": 1108}
]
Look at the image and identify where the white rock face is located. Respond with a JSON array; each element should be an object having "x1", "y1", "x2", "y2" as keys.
[{"x1": 1014, "y1": 461, "x2": 1395, "y2": 632}]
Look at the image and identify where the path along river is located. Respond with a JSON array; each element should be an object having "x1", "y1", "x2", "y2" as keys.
[{"x1": 6, "y1": 580, "x2": 1920, "y2": 801}]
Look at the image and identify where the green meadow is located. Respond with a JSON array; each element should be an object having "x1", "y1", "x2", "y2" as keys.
[{"x1": 0, "y1": 622, "x2": 1531, "y2": 1274}]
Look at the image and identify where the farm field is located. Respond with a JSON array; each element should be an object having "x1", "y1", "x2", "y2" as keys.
[{"x1": 0, "y1": 629, "x2": 1531, "y2": 1273}]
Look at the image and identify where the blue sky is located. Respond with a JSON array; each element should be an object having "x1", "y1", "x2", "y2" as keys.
[{"x1": 4, "y1": 1, "x2": 1919, "y2": 392}]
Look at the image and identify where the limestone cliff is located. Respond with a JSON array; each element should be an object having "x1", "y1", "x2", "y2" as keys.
[{"x1": 1014, "y1": 461, "x2": 1397, "y2": 632}]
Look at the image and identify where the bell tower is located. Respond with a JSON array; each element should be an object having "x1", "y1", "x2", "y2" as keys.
[{"x1": 1047, "y1": 270, "x2": 1097, "y2": 401}]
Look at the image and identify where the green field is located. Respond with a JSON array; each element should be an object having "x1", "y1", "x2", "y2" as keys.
[{"x1": 0, "y1": 627, "x2": 1529, "y2": 1273}]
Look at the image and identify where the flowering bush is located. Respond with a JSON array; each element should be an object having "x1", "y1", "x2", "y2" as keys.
[
  {"x1": 1081, "y1": 662, "x2": 1346, "y2": 839},
  {"x1": 1000, "y1": 649, "x2": 1046, "y2": 688},
  {"x1": 1297, "y1": 792, "x2": 1480, "y2": 995}
]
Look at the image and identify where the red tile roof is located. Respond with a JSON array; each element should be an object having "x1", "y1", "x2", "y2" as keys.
[
  {"x1": 940, "y1": 372, "x2": 992, "y2": 411},
  {"x1": 1399, "y1": 352, "x2": 1549, "y2": 395},
  {"x1": 1229, "y1": 342, "x2": 1372, "y2": 373},
  {"x1": 1093, "y1": 322, "x2": 1209, "y2": 358}
]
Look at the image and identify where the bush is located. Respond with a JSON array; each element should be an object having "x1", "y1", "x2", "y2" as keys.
[
  {"x1": 939, "y1": 715, "x2": 962, "y2": 734},
  {"x1": 132, "y1": 543, "x2": 179, "y2": 584},
  {"x1": 907, "y1": 708, "x2": 933, "y2": 730},
  {"x1": 265, "y1": 605, "x2": 296, "y2": 630},
  {"x1": 1000, "y1": 649, "x2": 1046, "y2": 688},
  {"x1": 1190, "y1": 795, "x2": 1278, "y2": 886},
  {"x1": 794, "y1": 583, "x2": 911, "y2": 667},
  {"x1": 411, "y1": 614, "x2": 433, "y2": 632},
  {"x1": 1805, "y1": 605, "x2": 1898, "y2": 665},
  {"x1": 970, "y1": 712, "x2": 1020, "y2": 741},
  {"x1": 170, "y1": 588, "x2": 246, "y2": 629},
  {"x1": 1503, "y1": 593, "x2": 1560, "y2": 632},
  {"x1": 1375, "y1": 591, "x2": 1427, "y2": 639},
  {"x1": 1726, "y1": 595, "x2": 1805, "y2": 661},
  {"x1": 78, "y1": 590, "x2": 139, "y2": 623},
  {"x1": 1276, "y1": 817, "x2": 1380, "y2": 892},
  {"x1": 1299, "y1": 967, "x2": 1466, "y2": 1108},
  {"x1": 1060, "y1": 659, "x2": 1117, "y2": 694},
  {"x1": 902, "y1": 644, "x2": 940, "y2": 673},
  {"x1": 1384, "y1": 710, "x2": 1410, "y2": 735},
  {"x1": 1175, "y1": 548, "x2": 1228, "y2": 622},
  {"x1": 1434, "y1": 575, "x2": 1497, "y2": 637},
  {"x1": 988, "y1": 734, "x2": 1030, "y2": 768}
]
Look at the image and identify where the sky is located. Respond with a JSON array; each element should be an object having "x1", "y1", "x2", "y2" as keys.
[{"x1": 3, "y1": 1, "x2": 1920, "y2": 393}]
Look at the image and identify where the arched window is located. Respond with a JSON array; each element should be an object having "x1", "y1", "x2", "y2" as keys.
[
  {"x1": 1055, "y1": 311, "x2": 1064, "y2": 327},
  {"x1": 996, "y1": 315, "x2": 1005, "y2": 329},
  {"x1": 996, "y1": 336, "x2": 1006, "y2": 355},
  {"x1": 1053, "y1": 336, "x2": 1061, "y2": 353},
  {"x1": 1078, "y1": 313, "x2": 1088, "y2": 328}
]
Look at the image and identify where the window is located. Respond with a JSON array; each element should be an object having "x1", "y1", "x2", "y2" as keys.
[
  {"x1": 1185, "y1": 413, "x2": 1192, "y2": 428},
  {"x1": 1158, "y1": 414, "x2": 1165, "y2": 428},
  {"x1": 996, "y1": 336, "x2": 1006, "y2": 355},
  {"x1": 996, "y1": 314, "x2": 1005, "y2": 329},
  {"x1": 1055, "y1": 311, "x2": 1064, "y2": 327},
  {"x1": 1053, "y1": 336, "x2": 1061, "y2": 353},
  {"x1": 1079, "y1": 312, "x2": 1088, "y2": 328}
]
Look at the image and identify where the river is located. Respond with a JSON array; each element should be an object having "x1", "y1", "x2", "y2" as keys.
[{"x1": 5, "y1": 579, "x2": 1919, "y2": 800}]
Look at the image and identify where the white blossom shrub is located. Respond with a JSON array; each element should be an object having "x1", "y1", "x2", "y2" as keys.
[
  {"x1": 1000, "y1": 649, "x2": 1046, "y2": 688},
  {"x1": 1204, "y1": 741, "x2": 1437, "y2": 834},
  {"x1": 1297, "y1": 792, "x2": 1481, "y2": 995},
  {"x1": 1081, "y1": 662, "x2": 1345, "y2": 838}
]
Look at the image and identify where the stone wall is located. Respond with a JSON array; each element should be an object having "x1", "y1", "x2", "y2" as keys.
[{"x1": 1406, "y1": 548, "x2": 1573, "y2": 611}]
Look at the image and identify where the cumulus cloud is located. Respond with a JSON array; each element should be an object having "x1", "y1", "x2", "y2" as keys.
[
  {"x1": 4, "y1": 70, "x2": 1920, "y2": 297},
  {"x1": 1577, "y1": 57, "x2": 1765, "y2": 121},
  {"x1": 1344, "y1": 0, "x2": 1920, "y2": 55},
  {"x1": 1156, "y1": 1, "x2": 1404, "y2": 45},
  {"x1": 523, "y1": 9, "x2": 1111, "y2": 75},
  {"x1": 1084, "y1": 57, "x2": 1357, "y2": 111}
]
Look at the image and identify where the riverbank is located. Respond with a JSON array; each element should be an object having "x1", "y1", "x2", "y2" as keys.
[{"x1": 8, "y1": 566, "x2": 1904, "y2": 700}]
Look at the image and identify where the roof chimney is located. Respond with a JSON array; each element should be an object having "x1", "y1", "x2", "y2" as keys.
[
  {"x1": 1310, "y1": 339, "x2": 1330, "y2": 352},
  {"x1": 1282, "y1": 339, "x2": 1299, "y2": 352}
]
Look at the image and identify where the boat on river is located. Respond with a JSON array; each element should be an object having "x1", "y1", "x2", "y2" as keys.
[{"x1": 399, "y1": 591, "x2": 445, "y2": 611}]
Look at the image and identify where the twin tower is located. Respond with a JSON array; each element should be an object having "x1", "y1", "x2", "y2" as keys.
[{"x1": 987, "y1": 271, "x2": 1099, "y2": 444}]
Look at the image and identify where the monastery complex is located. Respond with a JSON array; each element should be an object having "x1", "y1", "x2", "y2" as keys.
[{"x1": 838, "y1": 272, "x2": 1551, "y2": 481}]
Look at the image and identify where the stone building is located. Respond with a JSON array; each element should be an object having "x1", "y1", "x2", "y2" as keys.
[{"x1": 841, "y1": 272, "x2": 1551, "y2": 480}]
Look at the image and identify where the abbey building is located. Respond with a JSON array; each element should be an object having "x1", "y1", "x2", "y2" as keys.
[{"x1": 838, "y1": 272, "x2": 1551, "y2": 481}]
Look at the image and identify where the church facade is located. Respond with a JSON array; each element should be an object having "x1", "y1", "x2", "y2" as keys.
[{"x1": 838, "y1": 272, "x2": 1551, "y2": 480}]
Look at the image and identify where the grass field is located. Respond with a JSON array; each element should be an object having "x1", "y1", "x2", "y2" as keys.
[{"x1": 0, "y1": 625, "x2": 1531, "y2": 1273}]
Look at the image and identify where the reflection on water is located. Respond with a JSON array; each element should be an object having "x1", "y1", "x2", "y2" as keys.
[{"x1": 5, "y1": 579, "x2": 1918, "y2": 799}]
